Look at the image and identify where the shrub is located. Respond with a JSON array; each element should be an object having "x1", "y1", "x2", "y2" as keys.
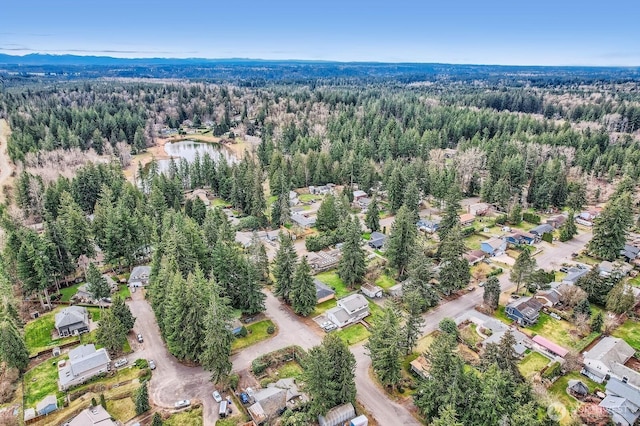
[
  {"x1": 227, "y1": 373, "x2": 239, "y2": 390},
  {"x1": 238, "y1": 326, "x2": 248, "y2": 337},
  {"x1": 542, "y1": 232, "x2": 553, "y2": 243},
  {"x1": 236, "y1": 216, "x2": 265, "y2": 231},
  {"x1": 487, "y1": 268, "x2": 503, "y2": 277},
  {"x1": 461, "y1": 226, "x2": 476, "y2": 237},
  {"x1": 305, "y1": 233, "x2": 339, "y2": 252},
  {"x1": 134, "y1": 359, "x2": 149, "y2": 369},
  {"x1": 495, "y1": 215, "x2": 508, "y2": 225},
  {"x1": 267, "y1": 325, "x2": 275, "y2": 334},
  {"x1": 523, "y1": 212, "x2": 541, "y2": 225},
  {"x1": 542, "y1": 361, "x2": 562, "y2": 379},
  {"x1": 252, "y1": 359, "x2": 270, "y2": 375}
]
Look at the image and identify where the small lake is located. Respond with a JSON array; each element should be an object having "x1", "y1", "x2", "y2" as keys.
[{"x1": 157, "y1": 140, "x2": 238, "y2": 173}]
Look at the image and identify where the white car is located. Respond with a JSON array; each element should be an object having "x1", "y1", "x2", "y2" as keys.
[
  {"x1": 174, "y1": 399, "x2": 191, "y2": 409},
  {"x1": 114, "y1": 358, "x2": 128, "y2": 368},
  {"x1": 212, "y1": 390, "x2": 223, "y2": 403}
]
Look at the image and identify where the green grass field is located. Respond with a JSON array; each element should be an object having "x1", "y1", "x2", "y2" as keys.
[
  {"x1": 312, "y1": 299, "x2": 337, "y2": 317},
  {"x1": 335, "y1": 323, "x2": 370, "y2": 345},
  {"x1": 232, "y1": 320, "x2": 276, "y2": 351},
  {"x1": 277, "y1": 361, "x2": 303, "y2": 380},
  {"x1": 106, "y1": 397, "x2": 136, "y2": 423},
  {"x1": 613, "y1": 319, "x2": 640, "y2": 351},
  {"x1": 374, "y1": 274, "x2": 396, "y2": 290},
  {"x1": 464, "y1": 234, "x2": 486, "y2": 251},
  {"x1": 548, "y1": 372, "x2": 601, "y2": 415},
  {"x1": 315, "y1": 271, "x2": 352, "y2": 298},
  {"x1": 23, "y1": 355, "x2": 64, "y2": 406},
  {"x1": 165, "y1": 407, "x2": 203, "y2": 426},
  {"x1": 25, "y1": 308, "x2": 78, "y2": 356},
  {"x1": 518, "y1": 352, "x2": 549, "y2": 379},
  {"x1": 60, "y1": 283, "x2": 82, "y2": 302},
  {"x1": 527, "y1": 313, "x2": 599, "y2": 351},
  {"x1": 299, "y1": 193, "x2": 321, "y2": 203}
]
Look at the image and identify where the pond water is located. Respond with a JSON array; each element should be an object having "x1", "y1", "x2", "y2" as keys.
[{"x1": 157, "y1": 140, "x2": 238, "y2": 173}]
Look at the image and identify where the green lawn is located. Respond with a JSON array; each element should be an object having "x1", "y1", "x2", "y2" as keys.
[
  {"x1": 23, "y1": 354, "x2": 64, "y2": 406},
  {"x1": 25, "y1": 308, "x2": 78, "y2": 356},
  {"x1": 362, "y1": 232, "x2": 371, "y2": 240},
  {"x1": 315, "y1": 271, "x2": 352, "y2": 298},
  {"x1": 212, "y1": 198, "x2": 231, "y2": 208},
  {"x1": 374, "y1": 274, "x2": 397, "y2": 290},
  {"x1": 527, "y1": 313, "x2": 599, "y2": 351},
  {"x1": 106, "y1": 397, "x2": 136, "y2": 423},
  {"x1": 518, "y1": 352, "x2": 549, "y2": 379},
  {"x1": 464, "y1": 234, "x2": 486, "y2": 251},
  {"x1": 165, "y1": 406, "x2": 203, "y2": 426},
  {"x1": 312, "y1": 299, "x2": 337, "y2": 317},
  {"x1": 367, "y1": 301, "x2": 384, "y2": 323},
  {"x1": 60, "y1": 283, "x2": 82, "y2": 302},
  {"x1": 299, "y1": 193, "x2": 321, "y2": 203},
  {"x1": 629, "y1": 275, "x2": 640, "y2": 288},
  {"x1": 277, "y1": 361, "x2": 303, "y2": 380},
  {"x1": 613, "y1": 319, "x2": 640, "y2": 351},
  {"x1": 459, "y1": 323, "x2": 482, "y2": 348},
  {"x1": 335, "y1": 323, "x2": 370, "y2": 345},
  {"x1": 232, "y1": 320, "x2": 276, "y2": 351},
  {"x1": 495, "y1": 306, "x2": 512, "y2": 325},
  {"x1": 548, "y1": 372, "x2": 601, "y2": 414},
  {"x1": 115, "y1": 285, "x2": 131, "y2": 300}
]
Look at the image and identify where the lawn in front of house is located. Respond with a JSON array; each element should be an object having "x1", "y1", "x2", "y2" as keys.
[
  {"x1": 495, "y1": 306, "x2": 513, "y2": 325},
  {"x1": 547, "y1": 372, "x2": 602, "y2": 416},
  {"x1": 312, "y1": 299, "x2": 337, "y2": 317},
  {"x1": 336, "y1": 324, "x2": 370, "y2": 346},
  {"x1": 613, "y1": 319, "x2": 640, "y2": 351},
  {"x1": 459, "y1": 323, "x2": 482, "y2": 348},
  {"x1": 115, "y1": 285, "x2": 131, "y2": 300},
  {"x1": 299, "y1": 193, "x2": 322, "y2": 203},
  {"x1": 25, "y1": 308, "x2": 79, "y2": 356},
  {"x1": 518, "y1": 352, "x2": 550, "y2": 379},
  {"x1": 165, "y1": 406, "x2": 203, "y2": 426},
  {"x1": 315, "y1": 271, "x2": 352, "y2": 298},
  {"x1": 415, "y1": 332, "x2": 438, "y2": 354},
  {"x1": 526, "y1": 313, "x2": 599, "y2": 351},
  {"x1": 232, "y1": 320, "x2": 276, "y2": 351},
  {"x1": 464, "y1": 234, "x2": 486, "y2": 251},
  {"x1": 276, "y1": 361, "x2": 304, "y2": 380},
  {"x1": 374, "y1": 274, "x2": 397, "y2": 290},
  {"x1": 106, "y1": 397, "x2": 136, "y2": 423},
  {"x1": 60, "y1": 283, "x2": 82, "y2": 302},
  {"x1": 23, "y1": 354, "x2": 64, "y2": 406}
]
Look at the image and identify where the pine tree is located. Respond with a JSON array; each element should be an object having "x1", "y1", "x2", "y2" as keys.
[
  {"x1": 338, "y1": 217, "x2": 366, "y2": 288},
  {"x1": 86, "y1": 263, "x2": 110, "y2": 305},
  {"x1": 151, "y1": 413, "x2": 163, "y2": 426},
  {"x1": 482, "y1": 276, "x2": 501, "y2": 311},
  {"x1": 404, "y1": 249, "x2": 439, "y2": 311},
  {"x1": 576, "y1": 266, "x2": 610, "y2": 305},
  {"x1": 135, "y1": 382, "x2": 150, "y2": 415},
  {"x1": 403, "y1": 180, "x2": 421, "y2": 223},
  {"x1": 0, "y1": 317, "x2": 29, "y2": 371},
  {"x1": 316, "y1": 194, "x2": 339, "y2": 232},
  {"x1": 99, "y1": 393, "x2": 107, "y2": 409},
  {"x1": 304, "y1": 333, "x2": 356, "y2": 417},
  {"x1": 431, "y1": 404, "x2": 463, "y2": 426},
  {"x1": 573, "y1": 298, "x2": 591, "y2": 318},
  {"x1": 437, "y1": 226, "x2": 470, "y2": 295},
  {"x1": 510, "y1": 248, "x2": 536, "y2": 294},
  {"x1": 606, "y1": 282, "x2": 635, "y2": 314},
  {"x1": 273, "y1": 232, "x2": 298, "y2": 303},
  {"x1": 437, "y1": 189, "x2": 461, "y2": 243},
  {"x1": 402, "y1": 290, "x2": 425, "y2": 354},
  {"x1": 111, "y1": 295, "x2": 136, "y2": 331},
  {"x1": 591, "y1": 312, "x2": 604, "y2": 333},
  {"x1": 589, "y1": 192, "x2": 633, "y2": 260},
  {"x1": 237, "y1": 257, "x2": 266, "y2": 315},
  {"x1": 559, "y1": 213, "x2": 577, "y2": 242},
  {"x1": 364, "y1": 197, "x2": 380, "y2": 232},
  {"x1": 365, "y1": 305, "x2": 402, "y2": 389},
  {"x1": 387, "y1": 167, "x2": 404, "y2": 213},
  {"x1": 290, "y1": 258, "x2": 317, "y2": 316},
  {"x1": 201, "y1": 277, "x2": 234, "y2": 384},
  {"x1": 56, "y1": 191, "x2": 95, "y2": 261},
  {"x1": 96, "y1": 308, "x2": 126, "y2": 356},
  {"x1": 439, "y1": 318, "x2": 458, "y2": 337},
  {"x1": 386, "y1": 205, "x2": 417, "y2": 278}
]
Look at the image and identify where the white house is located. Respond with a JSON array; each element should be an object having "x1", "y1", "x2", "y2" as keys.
[
  {"x1": 582, "y1": 337, "x2": 640, "y2": 387},
  {"x1": 326, "y1": 294, "x2": 370, "y2": 328},
  {"x1": 58, "y1": 344, "x2": 111, "y2": 391}
]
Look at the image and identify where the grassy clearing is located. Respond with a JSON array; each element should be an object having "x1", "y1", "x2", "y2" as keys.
[
  {"x1": 25, "y1": 308, "x2": 78, "y2": 356},
  {"x1": 548, "y1": 372, "x2": 601, "y2": 415},
  {"x1": 518, "y1": 352, "x2": 549, "y2": 379},
  {"x1": 277, "y1": 361, "x2": 304, "y2": 380},
  {"x1": 106, "y1": 397, "x2": 136, "y2": 422},
  {"x1": 527, "y1": 313, "x2": 589, "y2": 350},
  {"x1": 573, "y1": 253, "x2": 599, "y2": 266},
  {"x1": 116, "y1": 285, "x2": 131, "y2": 300},
  {"x1": 495, "y1": 306, "x2": 512, "y2": 325},
  {"x1": 312, "y1": 299, "x2": 337, "y2": 317},
  {"x1": 415, "y1": 332, "x2": 437, "y2": 354},
  {"x1": 459, "y1": 323, "x2": 482, "y2": 348},
  {"x1": 629, "y1": 275, "x2": 640, "y2": 287},
  {"x1": 87, "y1": 307, "x2": 102, "y2": 322},
  {"x1": 613, "y1": 319, "x2": 640, "y2": 351},
  {"x1": 24, "y1": 355, "x2": 64, "y2": 406},
  {"x1": 336, "y1": 324, "x2": 370, "y2": 346},
  {"x1": 212, "y1": 198, "x2": 231, "y2": 208},
  {"x1": 232, "y1": 320, "x2": 276, "y2": 351},
  {"x1": 362, "y1": 232, "x2": 371, "y2": 240},
  {"x1": 374, "y1": 274, "x2": 396, "y2": 290},
  {"x1": 367, "y1": 301, "x2": 384, "y2": 323},
  {"x1": 165, "y1": 406, "x2": 203, "y2": 426},
  {"x1": 60, "y1": 283, "x2": 82, "y2": 302},
  {"x1": 315, "y1": 271, "x2": 352, "y2": 298},
  {"x1": 464, "y1": 234, "x2": 486, "y2": 251},
  {"x1": 299, "y1": 193, "x2": 321, "y2": 203}
]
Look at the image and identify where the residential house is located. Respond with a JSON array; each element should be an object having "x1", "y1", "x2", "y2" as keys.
[
  {"x1": 417, "y1": 219, "x2": 439, "y2": 233},
  {"x1": 291, "y1": 213, "x2": 317, "y2": 228},
  {"x1": 55, "y1": 306, "x2": 90, "y2": 337},
  {"x1": 576, "y1": 210, "x2": 599, "y2": 227},
  {"x1": 67, "y1": 405, "x2": 117, "y2": 426},
  {"x1": 309, "y1": 185, "x2": 331, "y2": 195},
  {"x1": 582, "y1": 337, "x2": 640, "y2": 386},
  {"x1": 459, "y1": 213, "x2": 475, "y2": 226},
  {"x1": 247, "y1": 385, "x2": 290, "y2": 425},
  {"x1": 534, "y1": 288, "x2": 562, "y2": 307},
  {"x1": 128, "y1": 265, "x2": 151, "y2": 287},
  {"x1": 186, "y1": 189, "x2": 211, "y2": 207},
  {"x1": 326, "y1": 294, "x2": 370, "y2": 328},
  {"x1": 532, "y1": 335, "x2": 569, "y2": 357},
  {"x1": 621, "y1": 244, "x2": 640, "y2": 263},
  {"x1": 562, "y1": 266, "x2": 590, "y2": 285},
  {"x1": 546, "y1": 215, "x2": 567, "y2": 229},
  {"x1": 480, "y1": 238, "x2": 507, "y2": 256},
  {"x1": 306, "y1": 250, "x2": 341, "y2": 272},
  {"x1": 357, "y1": 197, "x2": 372, "y2": 210},
  {"x1": 352, "y1": 190, "x2": 368, "y2": 201},
  {"x1": 318, "y1": 403, "x2": 357, "y2": 426},
  {"x1": 36, "y1": 395, "x2": 58, "y2": 416},
  {"x1": 361, "y1": 283, "x2": 383, "y2": 298},
  {"x1": 468, "y1": 203, "x2": 490, "y2": 216},
  {"x1": 58, "y1": 344, "x2": 111, "y2": 391},
  {"x1": 504, "y1": 230, "x2": 535, "y2": 246},
  {"x1": 505, "y1": 297, "x2": 543, "y2": 326},
  {"x1": 463, "y1": 249, "x2": 486, "y2": 265},
  {"x1": 368, "y1": 232, "x2": 386, "y2": 249},
  {"x1": 470, "y1": 313, "x2": 530, "y2": 357},
  {"x1": 410, "y1": 354, "x2": 431, "y2": 379},
  {"x1": 314, "y1": 279, "x2": 336, "y2": 304},
  {"x1": 599, "y1": 378, "x2": 640, "y2": 426},
  {"x1": 530, "y1": 224, "x2": 554, "y2": 239},
  {"x1": 598, "y1": 261, "x2": 633, "y2": 279}
]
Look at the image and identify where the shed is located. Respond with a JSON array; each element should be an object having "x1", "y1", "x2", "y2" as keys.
[
  {"x1": 318, "y1": 403, "x2": 356, "y2": 426},
  {"x1": 532, "y1": 335, "x2": 568, "y2": 357},
  {"x1": 350, "y1": 415, "x2": 369, "y2": 426},
  {"x1": 36, "y1": 395, "x2": 58, "y2": 416},
  {"x1": 52, "y1": 347, "x2": 61, "y2": 357},
  {"x1": 368, "y1": 232, "x2": 386, "y2": 249},
  {"x1": 361, "y1": 283, "x2": 383, "y2": 298},
  {"x1": 459, "y1": 213, "x2": 475, "y2": 226},
  {"x1": 568, "y1": 380, "x2": 589, "y2": 397},
  {"x1": 463, "y1": 250, "x2": 485, "y2": 265}
]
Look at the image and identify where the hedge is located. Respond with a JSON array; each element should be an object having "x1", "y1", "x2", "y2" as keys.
[
  {"x1": 487, "y1": 268, "x2": 503, "y2": 277},
  {"x1": 305, "y1": 233, "x2": 340, "y2": 252},
  {"x1": 251, "y1": 345, "x2": 307, "y2": 375},
  {"x1": 542, "y1": 361, "x2": 562, "y2": 379},
  {"x1": 523, "y1": 212, "x2": 541, "y2": 225}
]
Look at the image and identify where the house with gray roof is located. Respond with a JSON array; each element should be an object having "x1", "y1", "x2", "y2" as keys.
[
  {"x1": 368, "y1": 232, "x2": 386, "y2": 249},
  {"x1": 582, "y1": 336, "x2": 640, "y2": 386},
  {"x1": 128, "y1": 265, "x2": 151, "y2": 287},
  {"x1": 621, "y1": 244, "x2": 640, "y2": 262},
  {"x1": 291, "y1": 213, "x2": 317, "y2": 228},
  {"x1": 530, "y1": 224, "x2": 554, "y2": 239},
  {"x1": 55, "y1": 306, "x2": 90, "y2": 337},
  {"x1": 36, "y1": 395, "x2": 58, "y2": 416},
  {"x1": 247, "y1": 378, "x2": 307, "y2": 425},
  {"x1": 58, "y1": 344, "x2": 111, "y2": 390},
  {"x1": 326, "y1": 294, "x2": 369, "y2": 328},
  {"x1": 505, "y1": 297, "x2": 543, "y2": 326},
  {"x1": 534, "y1": 288, "x2": 562, "y2": 307},
  {"x1": 562, "y1": 266, "x2": 590, "y2": 285},
  {"x1": 314, "y1": 279, "x2": 336, "y2": 304},
  {"x1": 599, "y1": 378, "x2": 640, "y2": 426},
  {"x1": 67, "y1": 405, "x2": 117, "y2": 426}
]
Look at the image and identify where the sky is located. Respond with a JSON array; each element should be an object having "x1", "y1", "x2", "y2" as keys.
[{"x1": 2, "y1": 0, "x2": 640, "y2": 66}]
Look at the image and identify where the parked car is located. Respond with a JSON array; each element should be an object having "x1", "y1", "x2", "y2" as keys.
[
  {"x1": 114, "y1": 358, "x2": 128, "y2": 368},
  {"x1": 559, "y1": 266, "x2": 569, "y2": 273},
  {"x1": 242, "y1": 317, "x2": 255, "y2": 324},
  {"x1": 323, "y1": 323, "x2": 337, "y2": 332},
  {"x1": 137, "y1": 333, "x2": 143, "y2": 343},
  {"x1": 550, "y1": 312, "x2": 562, "y2": 320},
  {"x1": 240, "y1": 393, "x2": 250, "y2": 404},
  {"x1": 212, "y1": 391, "x2": 223, "y2": 403},
  {"x1": 148, "y1": 360, "x2": 156, "y2": 370},
  {"x1": 174, "y1": 400, "x2": 190, "y2": 409}
]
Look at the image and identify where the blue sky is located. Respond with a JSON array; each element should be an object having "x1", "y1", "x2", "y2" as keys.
[{"x1": 2, "y1": 0, "x2": 639, "y2": 66}]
